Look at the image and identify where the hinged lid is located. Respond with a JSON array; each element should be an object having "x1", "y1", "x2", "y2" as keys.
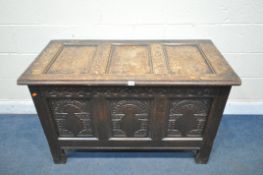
[{"x1": 17, "y1": 40, "x2": 241, "y2": 86}]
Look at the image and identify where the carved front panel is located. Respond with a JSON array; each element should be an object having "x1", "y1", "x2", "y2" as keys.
[
  {"x1": 43, "y1": 86, "x2": 217, "y2": 141},
  {"x1": 166, "y1": 99, "x2": 212, "y2": 137},
  {"x1": 49, "y1": 99, "x2": 95, "y2": 137},
  {"x1": 110, "y1": 99, "x2": 151, "y2": 138}
]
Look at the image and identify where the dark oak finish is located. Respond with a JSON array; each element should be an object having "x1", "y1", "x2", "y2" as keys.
[{"x1": 18, "y1": 40, "x2": 241, "y2": 164}]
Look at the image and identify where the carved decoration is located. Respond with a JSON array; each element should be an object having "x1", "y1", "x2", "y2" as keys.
[
  {"x1": 110, "y1": 99, "x2": 150, "y2": 137},
  {"x1": 49, "y1": 99, "x2": 94, "y2": 137},
  {"x1": 42, "y1": 86, "x2": 218, "y2": 98},
  {"x1": 167, "y1": 99, "x2": 211, "y2": 137}
]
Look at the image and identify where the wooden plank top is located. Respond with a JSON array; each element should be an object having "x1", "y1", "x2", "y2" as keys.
[{"x1": 17, "y1": 40, "x2": 241, "y2": 86}]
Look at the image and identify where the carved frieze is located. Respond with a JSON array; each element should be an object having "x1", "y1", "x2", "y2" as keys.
[{"x1": 42, "y1": 86, "x2": 218, "y2": 98}]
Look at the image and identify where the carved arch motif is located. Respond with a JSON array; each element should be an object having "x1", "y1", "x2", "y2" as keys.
[
  {"x1": 110, "y1": 99, "x2": 151, "y2": 137},
  {"x1": 50, "y1": 99, "x2": 94, "y2": 137},
  {"x1": 167, "y1": 99, "x2": 211, "y2": 137}
]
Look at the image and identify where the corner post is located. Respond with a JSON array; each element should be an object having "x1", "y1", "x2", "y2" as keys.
[
  {"x1": 195, "y1": 86, "x2": 231, "y2": 163},
  {"x1": 29, "y1": 86, "x2": 67, "y2": 164}
]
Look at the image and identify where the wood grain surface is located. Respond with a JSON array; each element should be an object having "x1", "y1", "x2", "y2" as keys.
[{"x1": 17, "y1": 40, "x2": 241, "y2": 86}]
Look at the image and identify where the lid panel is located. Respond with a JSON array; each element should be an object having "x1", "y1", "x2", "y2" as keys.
[
  {"x1": 17, "y1": 40, "x2": 241, "y2": 86},
  {"x1": 164, "y1": 44, "x2": 214, "y2": 75},
  {"x1": 107, "y1": 44, "x2": 152, "y2": 75},
  {"x1": 46, "y1": 45, "x2": 97, "y2": 74}
]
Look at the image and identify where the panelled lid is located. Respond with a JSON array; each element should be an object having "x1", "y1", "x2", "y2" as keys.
[{"x1": 17, "y1": 40, "x2": 241, "y2": 86}]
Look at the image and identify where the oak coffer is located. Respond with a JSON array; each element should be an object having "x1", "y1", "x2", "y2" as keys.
[{"x1": 17, "y1": 40, "x2": 241, "y2": 164}]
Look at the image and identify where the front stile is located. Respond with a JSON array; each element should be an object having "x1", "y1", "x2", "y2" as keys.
[
  {"x1": 152, "y1": 96, "x2": 168, "y2": 141},
  {"x1": 195, "y1": 86, "x2": 231, "y2": 163},
  {"x1": 29, "y1": 86, "x2": 67, "y2": 164},
  {"x1": 94, "y1": 96, "x2": 111, "y2": 142}
]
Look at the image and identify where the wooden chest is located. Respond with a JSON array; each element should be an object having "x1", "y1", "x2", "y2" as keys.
[{"x1": 17, "y1": 40, "x2": 241, "y2": 164}]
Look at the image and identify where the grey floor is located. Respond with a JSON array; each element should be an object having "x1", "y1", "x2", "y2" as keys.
[{"x1": 0, "y1": 115, "x2": 263, "y2": 175}]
